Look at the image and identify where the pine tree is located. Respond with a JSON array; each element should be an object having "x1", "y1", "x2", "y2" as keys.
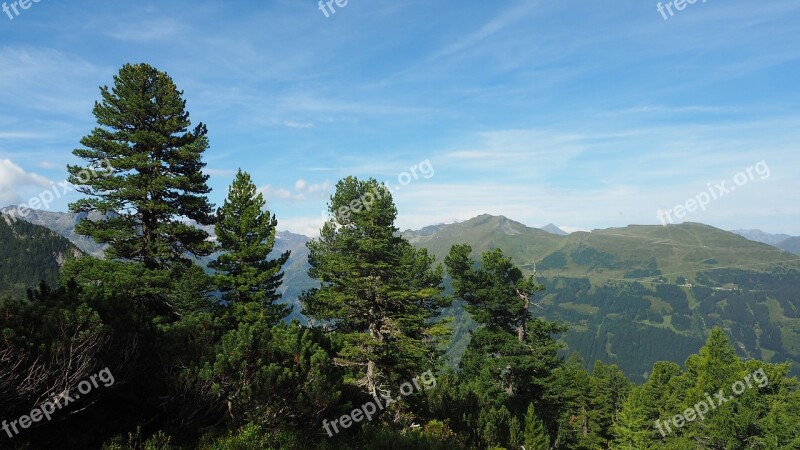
[
  {"x1": 67, "y1": 63, "x2": 215, "y2": 314},
  {"x1": 549, "y1": 353, "x2": 594, "y2": 448},
  {"x1": 590, "y1": 361, "x2": 632, "y2": 444},
  {"x1": 301, "y1": 176, "x2": 448, "y2": 398},
  {"x1": 611, "y1": 388, "x2": 653, "y2": 449},
  {"x1": 210, "y1": 170, "x2": 290, "y2": 324},
  {"x1": 445, "y1": 244, "x2": 564, "y2": 405},
  {"x1": 524, "y1": 403, "x2": 550, "y2": 450}
]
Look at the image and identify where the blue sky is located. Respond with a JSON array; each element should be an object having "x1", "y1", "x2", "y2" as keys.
[{"x1": 1, "y1": 0, "x2": 799, "y2": 236}]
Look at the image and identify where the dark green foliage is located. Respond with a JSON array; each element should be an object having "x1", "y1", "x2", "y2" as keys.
[
  {"x1": 210, "y1": 170, "x2": 290, "y2": 324},
  {"x1": 68, "y1": 63, "x2": 215, "y2": 316},
  {"x1": 444, "y1": 244, "x2": 566, "y2": 448},
  {"x1": 569, "y1": 246, "x2": 620, "y2": 270},
  {"x1": 624, "y1": 258, "x2": 662, "y2": 279},
  {"x1": 612, "y1": 328, "x2": 800, "y2": 449},
  {"x1": 0, "y1": 281, "x2": 107, "y2": 419},
  {"x1": 302, "y1": 177, "x2": 448, "y2": 398},
  {"x1": 204, "y1": 321, "x2": 344, "y2": 433}
]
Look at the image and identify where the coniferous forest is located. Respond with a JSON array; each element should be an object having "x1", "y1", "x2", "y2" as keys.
[{"x1": 1, "y1": 64, "x2": 799, "y2": 450}]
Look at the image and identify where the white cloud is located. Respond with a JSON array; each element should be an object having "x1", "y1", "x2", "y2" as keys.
[
  {"x1": 105, "y1": 18, "x2": 187, "y2": 43},
  {"x1": 259, "y1": 179, "x2": 333, "y2": 203},
  {"x1": 283, "y1": 120, "x2": 314, "y2": 129},
  {"x1": 260, "y1": 185, "x2": 296, "y2": 201},
  {"x1": 0, "y1": 159, "x2": 51, "y2": 205},
  {"x1": 306, "y1": 180, "x2": 333, "y2": 193}
]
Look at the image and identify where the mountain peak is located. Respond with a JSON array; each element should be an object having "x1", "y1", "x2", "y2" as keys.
[{"x1": 541, "y1": 223, "x2": 568, "y2": 236}]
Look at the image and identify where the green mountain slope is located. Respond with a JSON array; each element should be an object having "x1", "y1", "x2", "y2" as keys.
[
  {"x1": 1, "y1": 206, "x2": 106, "y2": 256},
  {"x1": 403, "y1": 217, "x2": 800, "y2": 382},
  {"x1": 0, "y1": 214, "x2": 82, "y2": 298},
  {"x1": 539, "y1": 222, "x2": 798, "y2": 280},
  {"x1": 402, "y1": 214, "x2": 562, "y2": 271}
]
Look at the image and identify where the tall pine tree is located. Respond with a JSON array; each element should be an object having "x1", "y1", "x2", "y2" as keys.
[
  {"x1": 67, "y1": 63, "x2": 215, "y2": 315},
  {"x1": 301, "y1": 176, "x2": 448, "y2": 399},
  {"x1": 210, "y1": 169, "x2": 290, "y2": 324}
]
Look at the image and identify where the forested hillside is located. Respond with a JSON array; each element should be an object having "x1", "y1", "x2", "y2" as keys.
[
  {"x1": 0, "y1": 215, "x2": 81, "y2": 298},
  {"x1": 402, "y1": 215, "x2": 800, "y2": 381}
]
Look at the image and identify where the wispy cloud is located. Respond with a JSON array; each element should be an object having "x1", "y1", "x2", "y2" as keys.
[
  {"x1": 105, "y1": 18, "x2": 188, "y2": 43},
  {"x1": 0, "y1": 159, "x2": 51, "y2": 205}
]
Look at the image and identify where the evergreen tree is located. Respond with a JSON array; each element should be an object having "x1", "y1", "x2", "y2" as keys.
[
  {"x1": 548, "y1": 353, "x2": 595, "y2": 449},
  {"x1": 524, "y1": 403, "x2": 550, "y2": 450},
  {"x1": 590, "y1": 361, "x2": 632, "y2": 443},
  {"x1": 612, "y1": 388, "x2": 654, "y2": 449},
  {"x1": 210, "y1": 169, "x2": 290, "y2": 324},
  {"x1": 59, "y1": 63, "x2": 222, "y2": 441},
  {"x1": 67, "y1": 63, "x2": 215, "y2": 314},
  {"x1": 445, "y1": 245, "x2": 565, "y2": 410},
  {"x1": 302, "y1": 176, "x2": 448, "y2": 399},
  {"x1": 509, "y1": 415, "x2": 523, "y2": 448}
]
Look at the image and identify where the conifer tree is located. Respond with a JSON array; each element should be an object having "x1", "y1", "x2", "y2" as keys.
[
  {"x1": 301, "y1": 176, "x2": 448, "y2": 398},
  {"x1": 210, "y1": 170, "x2": 290, "y2": 324},
  {"x1": 67, "y1": 63, "x2": 215, "y2": 314},
  {"x1": 445, "y1": 244, "x2": 564, "y2": 404},
  {"x1": 524, "y1": 403, "x2": 551, "y2": 450}
]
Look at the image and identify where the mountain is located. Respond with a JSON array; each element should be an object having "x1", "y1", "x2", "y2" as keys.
[
  {"x1": 731, "y1": 229, "x2": 800, "y2": 255},
  {"x1": 272, "y1": 231, "x2": 315, "y2": 322},
  {"x1": 403, "y1": 216, "x2": 800, "y2": 382},
  {"x1": 402, "y1": 214, "x2": 563, "y2": 271},
  {"x1": 541, "y1": 223, "x2": 568, "y2": 236},
  {"x1": 0, "y1": 212, "x2": 82, "y2": 298},
  {"x1": 777, "y1": 237, "x2": 800, "y2": 255},
  {"x1": 732, "y1": 229, "x2": 793, "y2": 246},
  {"x1": 1, "y1": 206, "x2": 106, "y2": 256}
]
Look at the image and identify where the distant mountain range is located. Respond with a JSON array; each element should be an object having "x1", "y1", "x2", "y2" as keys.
[
  {"x1": 1, "y1": 206, "x2": 107, "y2": 257},
  {"x1": 732, "y1": 229, "x2": 800, "y2": 255},
  {"x1": 777, "y1": 237, "x2": 800, "y2": 255},
  {"x1": 5, "y1": 208, "x2": 800, "y2": 381}
]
